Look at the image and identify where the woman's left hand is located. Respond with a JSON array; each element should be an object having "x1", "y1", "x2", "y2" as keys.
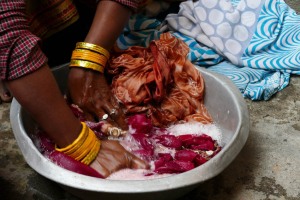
[
  {"x1": 90, "y1": 140, "x2": 149, "y2": 178},
  {"x1": 67, "y1": 67, "x2": 128, "y2": 130}
]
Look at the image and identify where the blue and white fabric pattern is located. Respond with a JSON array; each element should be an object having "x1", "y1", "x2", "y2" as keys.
[
  {"x1": 166, "y1": 0, "x2": 265, "y2": 65},
  {"x1": 241, "y1": 0, "x2": 300, "y2": 74},
  {"x1": 207, "y1": 61, "x2": 290, "y2": 100},
  {"x1": 172, "y1": 32, "x2": 224, "y2": 66},
  {"x1": 116, "y1": 15, "x2": 164, "y2": 50},
  {"x1": 173, "y1": 32, "x2": 290, "y2": 100}
]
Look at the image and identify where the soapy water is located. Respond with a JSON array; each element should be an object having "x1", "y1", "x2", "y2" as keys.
[
  {"x1": 108, "y1": 122, "x2": 223, "y2": 180},
  {"x1": 168, "y1": 123, "x2": 223, "y2": 146},
  {"x1": 33, "y1": 113, "x2": 223, "y2": 180},
  {"x1": 119, "y1": 121, "x2": 223, "y2": 159}
]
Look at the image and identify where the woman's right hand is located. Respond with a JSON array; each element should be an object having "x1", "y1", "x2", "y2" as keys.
[
  {"x1": 67, "y1": 67, "x2": 128, "y2": 130},
  {"x1": 67, "y1": 1, "x2": 133, "y2": 130},
  {"x1": 90, "y1": 140, "x2": 149, "y2": 178}
]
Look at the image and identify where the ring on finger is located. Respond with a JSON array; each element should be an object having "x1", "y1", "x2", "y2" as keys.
[
  {"x1": 108, "y1": 127, "x2": 126, "y2": 138},
  {"x1": 101, "y1": 114, "x2": 108, "y2": 120},
  {"x1": 109, "y1": 108, "x2": 117, "y2": 116}
]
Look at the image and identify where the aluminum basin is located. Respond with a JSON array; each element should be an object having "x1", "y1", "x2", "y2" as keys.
[{"x1": 10, "y1": 64, "x2": 249, "y2": 200}]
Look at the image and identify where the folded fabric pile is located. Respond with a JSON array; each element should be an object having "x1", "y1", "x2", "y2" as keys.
[{"x1": 116, "y1": 0, "x2": 299, "y2": 100}]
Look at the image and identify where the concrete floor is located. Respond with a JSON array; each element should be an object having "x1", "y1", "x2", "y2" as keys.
[{"x1": 1, "y1": 1, "x2": 299, "y2": 200}]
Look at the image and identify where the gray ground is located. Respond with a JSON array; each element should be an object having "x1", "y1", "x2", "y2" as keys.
[{"x1": 0, "y1": 1, "x2": 299, "y2": 200}]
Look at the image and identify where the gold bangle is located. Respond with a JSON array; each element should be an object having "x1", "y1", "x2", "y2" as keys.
[
  {"x1": 81, "y1": 138, "x2": 101, "y2": 165},
  {"x1": 69, "y1": 60, "x2": 104, "y2": 73},
  {"x1": 71, "y1": 131, "x2": 96, "y2": 160},
  {"x1": 55, "y1": 122, "x2": 101, "y2": 165},
  {"x1": 81, "y1": 128, "x2": 101, "y2": 165},
  {"x1": 56, "y1": 122, "x2": 88, "y2": 152},
  {"x1": 64, "y1": 122, "x2": 89, "y2": 155},
  {"x1": 71, "y1": 50, "x2": 107, "y2": 66},
  {"x1": 76, "y1": 42, "x2": 110, "y2": 60},
  {"x1": 72, "y1": 49, "x2": 107, "y2": 61},
  {"x1": 71, "y1": 55, "x2": 107, "y2": 66},
  {"x1": 64, "y1": 130, "x2": 88, "y2": 155},
  {"x1": 72, "y1": 52, "x2": 107, "y2": 63}
]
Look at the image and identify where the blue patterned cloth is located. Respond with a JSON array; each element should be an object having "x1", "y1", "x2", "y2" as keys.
[
  {"x1": 116, "y1": 0, "x2": 300, "y2": 100},
  {"x1": 173, "y1": 32, "x2": 291, "y2": 100},
  {"x1": 116, "y1": 14, "x2": 163, "y2": 50},
  {"x1": 241, "y1": 0, "x2": 300, "y2": 74},
  {"x1": 206, "y1": 61, "x2": 290, "y2": 100}
]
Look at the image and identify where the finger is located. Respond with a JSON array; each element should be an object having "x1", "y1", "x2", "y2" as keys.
[
  {"x1": 90, "y1": 159, "x2": 110, "y2": 178},
  {"x1": 103, "y1": 104, "x2": 127, "y2": 129},
  {"x1": 96, "y1": 110, "x2": 108, "y2": 121},
  {"x1": 0, "y1": 81, "x2": 12, "y2": 103},
  {"x1": 103, "y1": 104, "x2": 128, "y2": 130},
  {"x1": 130, "y1": 155, "x2": 150, "y2": 169},
  {"x1": 102, "y1": 102, "x2": 118, "y2": 119},
  {"x1": 110, "y1": 97, "x2": 128, "y2": 129},
  {"x1": 84, "y1": 100, "x2": 108, "y2": 122},
  {"x1": 0, "y1": 91, "x2": 12, "y2": 103},
  {"x1": 113, "y1": 109, "x2": 128, "y2": 130},
  {"x1": 83, "y1": 110, "x2": 95, "y2": 122},
  {"x1": 80, "y1": 103, "x2": 101, "y2": 122},
  {"x1": 110, "y1": 95, "x2": 121, "y2": 110}
]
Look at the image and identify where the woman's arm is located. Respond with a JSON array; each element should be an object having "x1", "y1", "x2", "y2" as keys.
[
  {"x1": 0, "y1": 0, "x2": 81, "y2": 147},
  {"x1": 7, "y1": 65, "x2": 148, "y2": 177},
  {"x1": 2, "y1": 0, "x2": 147, "y2": 176},
  {"x1": 85, "y1": 1, "x2": 132, "y2": 49},
  {"x1": 7, "y1": 65, "x2": 82, "y2": 147},
  {"x1": 68, "y1": 1, "x2": 133, "y2": 129}
]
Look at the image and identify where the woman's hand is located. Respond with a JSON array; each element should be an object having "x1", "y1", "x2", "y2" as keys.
[
  {"x1": 90, "y1": 140, "x2": 149, "y2": 178},
  {"x1": 68, "y1": 67, "x2": 128, "y2": 130},
  {"x1": 67, "y1": 1, "x2": 132, "y2": 130}
]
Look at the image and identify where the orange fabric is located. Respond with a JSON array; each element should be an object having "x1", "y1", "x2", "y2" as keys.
[{"x1": 108, "y1": 33, "x2": 212, "y2": 127}]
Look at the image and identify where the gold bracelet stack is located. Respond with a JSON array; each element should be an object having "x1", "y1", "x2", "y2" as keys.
[
  {"x1": 69, "y1": 42, "x2": 110, "y2": 73},
  {"x1": 55, "y1": 122, "x2": 101, "y2": 165}
]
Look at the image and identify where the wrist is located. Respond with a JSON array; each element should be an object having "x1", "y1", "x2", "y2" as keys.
[
  {"x1": 69, "y1": 42, "x2": 110, "y2": 73},
  {"x1": 68, "y1": 66, "x2": 105, "y2": 81},
  {"x1": 55, "y1": 122, "x2": 101, "y2": 165}
]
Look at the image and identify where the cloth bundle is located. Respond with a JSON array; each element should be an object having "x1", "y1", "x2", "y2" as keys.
[{"x1": 109, "y1": 33, "x2": 212, "y2": 127}]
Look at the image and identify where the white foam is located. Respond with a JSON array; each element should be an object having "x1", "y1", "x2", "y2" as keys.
[
  {"x1": 167, "y1": 122, "x2": 224, "y2": 147},
  {"x1": 107, "y1": 168, "x2": 172, "y2": 180},
  {"x1": 109, "y1": 122, "x2": 224, "y2": 180}
]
